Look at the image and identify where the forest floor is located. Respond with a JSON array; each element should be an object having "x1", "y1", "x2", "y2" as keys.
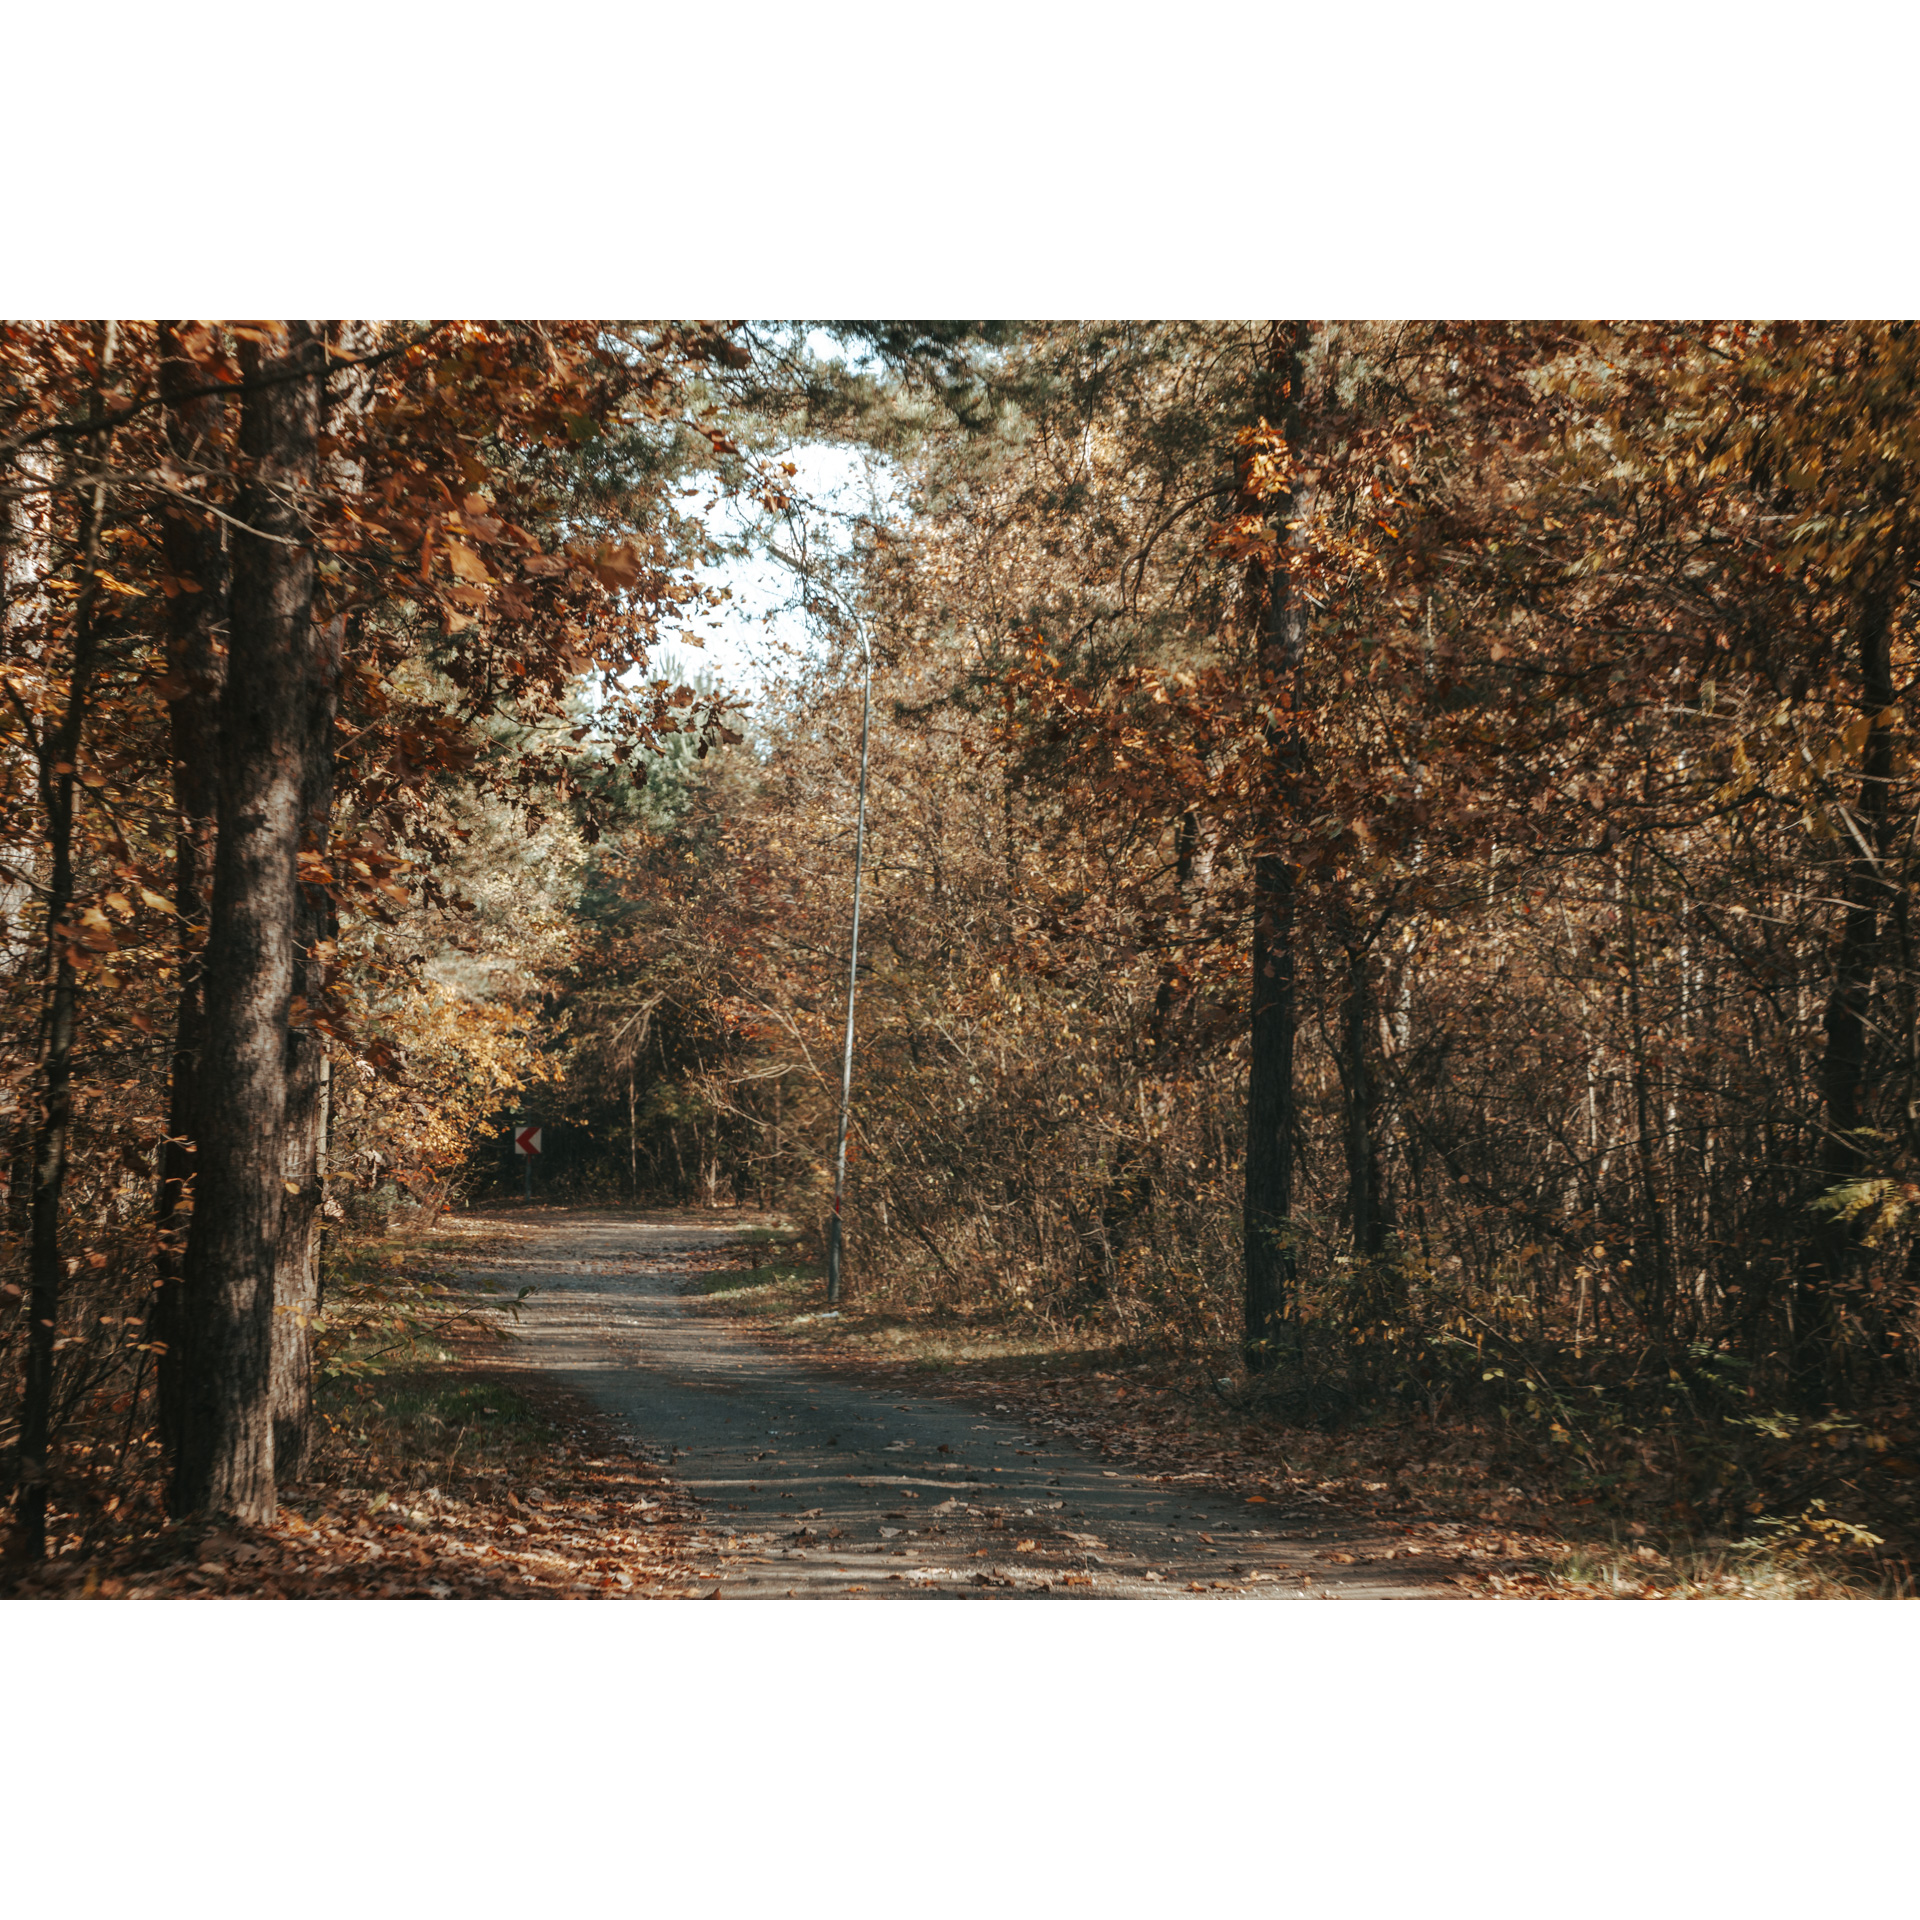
[
  {"x1": 10, "y1": 1204, "x2": 1905, "y2": 1599},
  {"x1": 663, "y1": 1215, "x2": 1911, "y2": 1601}
]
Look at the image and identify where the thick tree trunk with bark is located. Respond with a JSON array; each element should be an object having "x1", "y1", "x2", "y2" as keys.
[
  {"x1": 267, "y1": 325, "x2": 370, "y2": 1473},
  {"x1": 1243, "y1": 323, "x2": 1311, "y2": 1372},
  {"x1": 152, "y1": 322, "x2": 232, "y2": 1471},
  {"x1": 270, "y1": 613, "x2": 339, "y2": 1477},
  {"x1": 171, "y1": 323, "x2": 322, "y2": 1522}
]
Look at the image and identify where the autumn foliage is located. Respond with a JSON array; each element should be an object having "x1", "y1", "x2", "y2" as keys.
[{"x1": 8, "y1": 319, "x2": 1920, "y2": 1583}]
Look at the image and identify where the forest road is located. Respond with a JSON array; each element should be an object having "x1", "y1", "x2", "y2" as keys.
[{"x1": 466, "y1": 1208, "x2": 1448, "y2": 1599}]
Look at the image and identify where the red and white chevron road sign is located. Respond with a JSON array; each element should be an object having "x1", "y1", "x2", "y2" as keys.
[{"x1": 514, "y1": 1125, "x2": 543, "y2": 1157}]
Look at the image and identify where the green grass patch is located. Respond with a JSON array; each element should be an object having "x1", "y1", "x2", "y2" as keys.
[
  {"x1": 314, "y1": 1222, "x2": 527, "y2": 1383},
  {"x1": 312, "y1": 1370, "x2": 555, "y2": 1502},
  {"x1": 707, "y1": 1265, "x2": 1140, "y2": 1376},
  {"x1": 679, "y1": 1258, "x2": 822, "y2": 1303}
]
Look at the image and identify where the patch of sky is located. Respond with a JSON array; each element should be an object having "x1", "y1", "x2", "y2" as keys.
[
  {"x1": 675, "y1": 441, "x2": 906, "y2": 694},
  {"x1": 627, "y1": 326, "x2": 904, "y2": 698}
]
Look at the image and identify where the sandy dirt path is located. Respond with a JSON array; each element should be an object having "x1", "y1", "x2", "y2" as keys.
[{"x1": 464, "y1": 1207, "x2": 1450, "y2": 1599}]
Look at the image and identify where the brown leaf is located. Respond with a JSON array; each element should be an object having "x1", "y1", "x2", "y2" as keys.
[{"x1": 444, "y1": 541, "x2": 492, "y2": 585}]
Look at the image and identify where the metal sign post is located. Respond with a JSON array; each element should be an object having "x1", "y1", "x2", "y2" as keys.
[
  {"x1": 514, "y1": 1123, "x2": 542, "y2": 1201},
  {"x1": 759, "y1": 534, "x2": 878, "y2": 1310},
  {"x1": 827, "y1": 625, "x2": 872, "y2": 1308}
]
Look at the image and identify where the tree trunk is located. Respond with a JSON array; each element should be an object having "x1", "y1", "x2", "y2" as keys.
[
  {"x1": 1336, "y1": 909, "x2": 1391, "y2": 1263},
  {"x1": 171, "y1": 323, "x2": 322, "y2": 1522},
  {"x1": 152, "y1": 320, "x2": 233, "y2": 1473},
  {"x1": 270, "y1": 326, "x2": 373, "y2": 1467},
  {"x1": 11, "y1": 325, "x2": 116, "y2": 1563},
  {"x1": 1799, "y1": 575, "x2": 1901, "y2": 1405},
  {"x1": 1243, "y1": 322, "x2": 1311, "y2": 1372},
  {"x1": 1621, "y1": 846, "x2": 1676, "y2": 1339},
  {"x1": 270, "y1": 609, "x2": 339, "y2": 1479},
  {"x1": 271, "y1": 1022, "x2": 329, "y2": 1477},
  {"x1": 3, "y1": 433, "x2": 53, "y2": 1252}
]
